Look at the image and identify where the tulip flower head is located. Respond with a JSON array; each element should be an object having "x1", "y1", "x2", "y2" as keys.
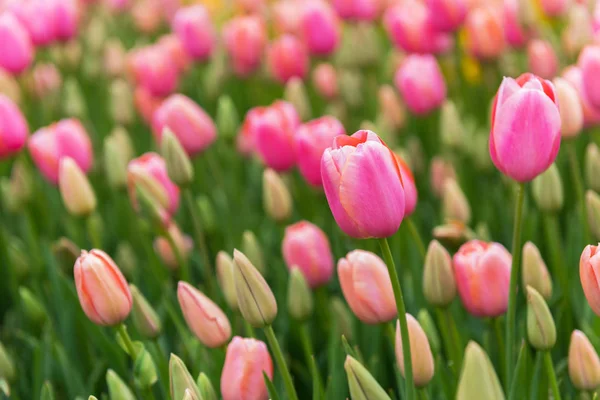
[
  {"x1": 267, "y1": 34, "x2": 309, "y2": 84},
  {"x1": 395, "y1": 314, "x2": 435, "y2": 387},
  {"x1": 0, "y1": 94, "x2": 28, "y2": 158},
  {"x1": 580, "y1": 244, "x2": 600, "y2": 316},
  {"x1": 568, "y1": 330, "x2": 600, "y2": 391},
  {"x1": 223, "y1": 15, "x2": 267, "y2": 78},
  {"x1": 172, "y1": 5, "x2": 215, "y2": 62},
  {"x1": 0, "y1": 13, "x2": 34, "y2": 74},
  {"x1": 299, "y1": 1, "x2": 340, "y2": 56},
  {"x1": 394, "y1": 54, "x2": 447, "y2": 115}
]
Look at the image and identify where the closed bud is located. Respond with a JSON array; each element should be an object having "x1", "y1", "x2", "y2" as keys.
[
  {"x1": 196, "y1": 195, "x2": 216, "y2": 234},
  {"x1": 395, "y1": 314, "x2": 435, "y2": 387},
  {"x1": 216, "y1": 251, "x2": 238, "y2": 311},
  {"x1": 331, "y1": 297, "x2": 354, "y2": 340},
  {"x1": 241, "y1": 231, "x2": 265, "y2": 275},
  {"x1": 40, "y1": 381, "x2": 55, "y2": 400},
  {"x1": 469, "y1": 131, "x2": 493, "y2": 171},
  {"x1": 284, "y1": 77, "x2": 312, "y2": 122},
  {"x1": 440, "y1": 101, "x2": 464, "y2": 150},
  {"x1": 344, "y1": 356, "x2": 392, "y2": 400},
  {"x1": 417, "y1": 309, "x2": 441, "y2": 355},
  {"x1": 136, "y1": 184, "x2": 169, "y2": 230},
  {"x1": 132, "y1": 343, "x2": 158, "y2": 388},
  {"x1": 532, "y1": 163, "x2": 563, "y2": 212},
  {"x1": 106, "y1": 370, "x2": 136, "y2": 400},
  {"x1": 162, "y1": 128, "x2": 193, "y2": 187},
  {"x1": 169, "y1": 354, "x2": 202, "y2": 400},
  {"x1": 263, "y1": 169, "x2": 292, "y2": 223},
  {"x1": 130, "y1": 284, "x2": 161, "y2": 339},
  {"x1": 109, "y1": 79, "x2": 134, "y2": 125},
  {"x1": 456, "y1": 341, "x2": 504, "y2": 400},
  {"x1": 568, "y1": 330, "x2": 600, "y2": 391},
  {"x1": 104, "y1": 135, "x2": 128, "y2": 189},
  {"x1": 377, "y1": 84, "x2": 405, "y2": 131},
  {"x1": 587, "y1": 190, "x2": 600, "y2": 240},
  {"x1": 432, "y1": 221, "x2": 476, "y2": 249},
  {"x1": 526, "y1": 286, "x2": 556, "y2": 351},
  {"x1": 423, "y1": 240, "x2": 456, "y2": 307},
  {"x1": 19, "y1": 287, "x2": 46, "y2": 326},
  {"x1": 197, "y1": 372, "x2": 217, "y2": 400},
  {"x1": 62, "y1": 78, "x2": 87, "y2": 119},
  {"x1": 0, "y1": 342, "x2": 14, "y2": 381},
  {"x1": 58, "y1": 158, "x2": 96, "y2": 217},
  {"x1": 88, "y1": 397, "x2": 98, "y2": 400},
  {"x1": 521, "y1": 242, "x2": 552, "y2": 300},
  {"x1": 586, "y1": 143, "x2": 600, "y2": 193},
  {"x1": 233, "y1": 249, "x2": 277, "y2": 328},
  {"x1": 216, "y1": 95, "x2": 239, "y2": 140},
  {"x1": 339, "y1": 70, "x2": 363, "y2": 109},
  {"x1": 442, "y1": 179, "x2": 471, "y2": 224},
  {"x1": 182, "y1": 389, "x2": 196, "y2": 400},
  {"x1": 115, "y1": 242, "x2": 137, "y2": 276},
  {"x1": 287, "y1": 268, "x2": 314, "y2": 321}
]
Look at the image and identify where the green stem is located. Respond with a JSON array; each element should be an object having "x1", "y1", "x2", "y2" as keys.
[
  {"x1": 116, "y1": 324, "x2": 137, "y2": 358},
  {"x1": 544, "y1": 352, "x2": 561, "y2": 400},
  {"x1": 151, "y1": 340, "x2": 169, "y2": 398},
  {"x1": 436, "y1": 308, "x2": 462, "y2": 374},
  {"x1": 264, "y1": 325, "x2": 299, "y2": 400},
  {"x1": 406, "y1": 218, "x2": 426, "y2": 259},
  {"x1": 86, "y1": 214, "x2": 102, "y2": 249},
  {"x1": 505, "y1": 182, "x2": 526, "y2": 391},
  {"x1": 183, "y1": 189, "x2": 214, "y2": 295},
  {"x1": 568, "y1": 141, "x2": 590, "y2": 243},
  {"x1": 299, "y1": 324, "x2": 324, "y2": 396},
  {"x1": 508, "y1": 341, "x2": 528, "y2": 400},
  {"x1": 164, "y1": 227, "x2": 190, "y2": 283},
  {"x1": 378, "y1": 237, "x2": 415, "y2": 400},
  {"x1": 418, "y1": 388, "x2": 430, "y2": 400},
  {"x1": 145, "y1": 387, "x2": 156, "y2": 400},
  {"x1": 493, "y1": 317, "x2": 505, "y2": 383}
]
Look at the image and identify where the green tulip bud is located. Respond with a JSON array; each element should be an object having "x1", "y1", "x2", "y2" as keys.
[
  {"x1": 588, "y1": 190, "x2": 600, "y2": 240},
  {"x1": 263, "y1": 169, "x2": 292, "y2": 223},
  {"x1": 0, "y1": 342, "x2": 15, "y2": 381},
  {"x1": 216, "y1": 251, "x2": 238, "y2": 311},
  {"x1": 106, "y1": 370, "x2": 136, "y2": 400},
  {"x1": 196, "y1": 195, "x2": 216, "y2": 234},
  {"x1": 521, "y1": 242, "x2": 552, "y2": 301},
  {"x1": 115, "y1": 242, "x2": 137, "y2": 277},
  {"x1": 109, "y1": 79, "x2": 134, "y2": 126},
  {"x1": 287, "y1": 268, "x2": 314, "y2": 321},
  {"x1": 532, "y1": 163, "x2": 563, "y2": 213},
  {"x1": 130, "y1": 285, "x2": 161, "y2": 339},
  {"x1": 216, "y1": 95, "x2": 239, "y2": 140},
  {"x1": 344, "y1": 356, "x2": 392, "y2": 400},
  {"x1": 442, "y1": 179, "x2": 471, "y2": 224},
  {"x1": 456, "y1": 341, "x2": 505, "y2": 400},
  {"x1": 526, "y1": 286, "x2": 556, "y2": 351},
  {"x1": 62, "y1": 78, "x2": 87, "y2": 119},
  {"x1": 440, "y1": 100, "x2": 464, "y2": 150},
  {"x1": 162, "y1": 128, "x2": 193, "y2": 187},
  {"x1": 197, "y1": 372, "x2": 217, "y2": 400},
  {"x1": 422, "y1": 240, "x2": 456, "y2": 307},
  {"x1": 169, "y1": 354, "x2": 202, "y2": 400},
  {"x1": 240, "y1": 231, "x2": 265, "y2": 275},
  {"x1": 586, "y1": 143, "x2": 600, "y2": 193},
  {"x1": 331, "y1": 297, "x2": 354, "y2": 341},
  {"x1": 284, "y1": 77, "x2": 312, "y2": 121},
  {"x1": 19, "y1": 287, "x2": 46, "y2": 326},
  {"x1": 132, "y1": 343, "x2": 158, "y2": 389}
]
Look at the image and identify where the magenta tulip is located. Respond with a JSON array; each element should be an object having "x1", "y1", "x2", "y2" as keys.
[
  {"x1": 562, "y1": 65, "x2": 600, "y2": 128},
  {"x1": 395, "y1": 54, "x2": 447, "y2": 115},
  {"x1": 172, "y1": 5, "x2": 215, "y2": 62},
  {"x1": 579, "y1": 45, "x2": 600, "y2": 113},
  {"x1": 299, "y1": 1, "x2": 340, "y2": 56},
  {"x1": 580, "y1": 244, "x2": 600, "y2": 316},
  {"x1": 223, "y1": 15, "x2": 267, "y2": 77},
  {"x1": 527, "y1": 39, "x2": 558, "y2": 80},
  {"x1": 0, "y1": 95, "x2": 28, "y2": 158},
  {"x1": 267, "y1": 34, "x2": 309, "y2": 84},
  {"x1": 52, "y1": 0, "x2": 79, "y2": 41},
  {"x1": 0, "y1": 13, "x2": 34, "y2": 74},
  {"x1": 427, "y1": 0, "x2": 467, "y2": 33}
]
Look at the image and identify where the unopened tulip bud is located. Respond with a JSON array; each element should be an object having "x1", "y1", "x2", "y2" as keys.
[
  {"x1": 0, "y1": 342, "x2": 13, "y2": 381},
  {"x1": 430, "y1": 157, "x2": 457, "y2": 197},
  {"x1": 161, "y1": 129, "x2": 193, "y2": 187},
  {"x1": 19, "y1": 287, "x2": 46, "y2": 326},
  {"x1": 587, "y1": 191, "x2": 600, "y2": 240},
  {"x1": 182, "y1": 389, "x2": 195, "y2": 400},
  {"x1": 241, "y1": 231, "x2": 265, "y2": 274},
  {"x1": 109, "y1": 79, "x2": 134, "y2": 125},
  {"x1": 287, "y1": 268, "x2": 314, "y2": 321},
  {"x1": 197, "y1": 372, "x2": 217, "y2": 400},
  {"x1": 440, "y1": 101, "x2": 464, "y2": 150},
  {"x1": 417, "y1": 310, "x2": 441, "y2": 354},
  {"x1": 233, "y1": 249, "x2": 277, "y2": 328},
  {"x1": 40, "y1": 381, "x2": 54, "y2": 400},
  {"x1": 432, "y1": 221, "x2": 476, "y2": 249},
  {"x1": 442, "y1": 179, "x2": 471, "y2": 224},
  {"x1": 395, "y1": 315, "x2": 435, "y2": 387},
  {"x1": 344, "y1": 356, "x2": 392, "y2": 400},
  {"x1": 135, "y1": 184, "x2": 170, "y2": 230},
  {"x1": 216, "y1": 251, "x2": 238, "y2": 311},
  {"x1": 522, "y1": 242, "x2": 552, "y2": 300},
  {"x1": 62, "y1": 78, "x2": 87, "y2": 119},
  {"x1": 586, "y1": 143, "x2": 600, "y2": 193},
  {"x1": 423, "y1": 240, "x2": 456, "y2": 307},
  {"x1": 106, "y1": 370, "x2": 136, "y2": 400},
  {"x1": 89, "y1": 397, "x2": 98, "y2": 400},
  {"x1": 196, "y1": 195, "x2": 216, "y2": 234},
  {"x1": 131, "y1": 343, "x2": 158, "y2": 388},
  {"x1": 216, "y1": 95, "x2": 239, "y2": 140},
  {"x1": 59, "y1": 158, "x2": 97, "y2": 217},
  {"x1": 469, "y1": 131, "x2": 493, "y2": 172},
  {"x1": 532, "y1": 163, "x2": 563, "y2": 213},
  {"x1": 129, "y1": 284, "x2": 161, "y2": 339},
  {"x1": 378, "y1": 84, "x2": 406, "y2": 132},
  {"x1": 169, "y1": 354, "x2": 202, "y2": 400},
  {"x1": 568, "y1": 330, "x2": 600, "y2": 390},
  {"x1": 457, "y1": 341, "x2": 504, "y2": 400},
  {"x1": 526, "y1": 286, "x2": 556, "y2": 351},
  {"x1": 263, "y1": 169, "x2": 292, "y2": 223},
  {"x1": 331, "y1": 297, "x2": 354, "y2": 340},
  {"x1": 339, "y1": 70, "x2": 363, "y2": 109},
  {"x1": 284, "y1": 77, "x2": 312, "y2": 122},
  {"x1": 313, "y1": 63, "x2": 338, "y2": 100},
  {"x1": 553, "y1": 77, "x2": 583, "y2": 138}
]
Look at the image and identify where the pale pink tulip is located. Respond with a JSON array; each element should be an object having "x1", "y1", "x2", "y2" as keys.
[
  {"x1": 267, "y1": 35, "x2": 309, "y2": 84},
  {"x1": 221, "y1": 337, "x2": 273, "y2": 400},
  {"x1": 172, "y1": 5, "x2": 215, "y2": 62},
  {"x1": 0, "y1": 94, "x2": 28, "y2": 158},
  {"x1": 394, "y1": 54, "x2": 447, "y2": 115}
]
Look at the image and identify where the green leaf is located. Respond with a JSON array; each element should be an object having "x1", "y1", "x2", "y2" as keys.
[{"x1": 263, "y1": 372, "x2": 281, "y2": 400}]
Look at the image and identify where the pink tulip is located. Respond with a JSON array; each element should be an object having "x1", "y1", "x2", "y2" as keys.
[
  {"x1": 127, "y1": 152, "x2": 180, "y2": 218},
  {"x1": 221, "y1": 336, "x2": 273, "y2": 400},
  {"x1": 527, "y1": 40, "x2": 559, "y2": 80},
  {"x1": 580, "y1": 244, "x2": 600, "y2": 316},
  {"x1": 250, "y1": 101, "x2": 300, "y2": 172},
  {"x1": 272, "y1": 0, "x2": 301, "y2": 35},
  {"x1": 172, "y1": 5, "x2": 215, "y2": 62},
  {"x1": 157, "y1": 34, "x2": 191, "y2": 73},
  {"x1": 105, "y1": 0, "x2": 131, "y2": 12},
  {"x1": 267, "y1": 34, "x2": 309, "y2": 84},
  {"x1": 9, "y1": 0, "x2": 56, "y2": 46},
  {"x1": 299, "y1": 1, "x2": 340, "y2": 56},
  {"x1": 332, "y1": 0, "x2": 381, "y2": 21},
  {"x1": 131, "y1": 0, "x2": 162, "y2": 34},
  {"x1": 154, "y1": 223, "x2": 193, "y2": 270},
  {"x1": 453, "y1": 240, "x2": 512, "y2": 317},
  {"x1": 384, "y1": 1, "x2": 452, "y2": 54},
  {"x1": 28, "y1": 119, "x2": 93, "y2": 184},
  {"x1": 74, "y1": 249, "x2": 132, "y2": 326},
  {"x1": 178, "y1": 281, "x2": 231, "y2": 347},
  {"x1": 0, "y1": 13, "x2": 34, "y2": 74},
  {"x1": 430, "y1": 156, "x2": 456, "y2": 197},
  {"x1": 396, "y1": 155, "x2": 417, "y2": 216},
  {"x1": 128, "y1": 45, "x2": 179, "y2": 97},
  {"x1": 322, "y1": 130, "x2": 405, "y2": 238},
  {"x1": 427, "y1": 0, "x2": 467, "y2": 33},
  {"x1": 237, "y1": 106, "x2": 264, "y2": 156},
  {"x1": 295, "y1": 116, "x2": 346, "y2": 186},
  {"x1": 562, "y1": 65, "x2": 600, "y2": 127},
  {"x1": 0, "y1": 94, "x2": 28, "y2": 158},
  {"x1": 52, "y1": 0, "x2": 79, "y2": 41},
  {"x1": 395, "y1": 314, "x2": 435, "y2": 387},
  {"x1": 553, "y1": 77, "x2": 584, "y2": 138},
  {"x1": 338, "y1": 250, "x2": 397, "y2": 323},
  {"x1": 134, "y1": 87, "x2": 164, "y2": 125},
  {"x1": 236, "y1": 0, "x2": 266, "y2": 14},
  {"x1": 312, "y1": 63, "x2": 338, "y2": 99},
  {"x1": 223, "y1": 16, "x2": 267, "y2": 77},
  {"x1": 282, "y1": 221, "x2": 334, "y2": 287},
  {"x1": 30, "y1": 62, "x2": 62, "y2": 99},
  {"x1": 394, "y1": 54, "x2": 447, "y2": 115},
  {"x1": 489, "y1": 73, "x2": 561, "y2": 182},
  {"x1": 464, "y1": 6, "x2": 505, "y2": 60},
  {"x1": 579, "y1": 45, "x2": 600, "y2": 113},
  {"x1": 540, "y1": 0, "x2": 568, "y2": 17},
  {"x1": 152, "y1": 94, "x2": 217, "y2": 156},
  {"x1": 503, "y1": 0, "x2": 528, "y2": 48}
]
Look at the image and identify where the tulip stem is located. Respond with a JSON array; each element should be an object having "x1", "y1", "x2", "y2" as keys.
[
  {"x1": 543, "y1": 352, "x2": 561, "y2": 400},
  {"x1": 505, "y1": 182, "x2": 526, "y2": 391},
  {"x1": 378, "y1": 237, "x2": 416, "y2": 400},
  {"x1": 86, "y1": 214, "x2": 102, "y2": 249},
  {"x1": 406, "y1": 218, "x2": 426, "y2": 259},
  {"x1": 299, "y1": 323, "x2": 324, "y2": 397},
  {"x1": 183, "y1": 189, "x2": 214, "y2": 295},
  {"x1": 435, "y1": 308, "x2": 462, "y2": 374},
  {"x1": 116, "y1": 324, "x2": 137, "y2": 359},
  {"x1": 568, "y1": 141, "x2": 590, "y2": 243},
  {"x1": 164, "y1": 227, "x2": 191, "y2": 283},
  {"x1": 150, "y1": 340, "x2": 169, "y2": 399},
  {"x1": 264, "y1": 324, "x2": 299, "y2": 400}
]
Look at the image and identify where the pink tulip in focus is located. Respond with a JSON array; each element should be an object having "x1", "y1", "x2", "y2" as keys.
[
  {"x1": 9, "y1": 0, "x2": 56, "y2": 46},
  {"x1": 338, "y1": 250, "x2": 397, "y2": 323},
  {"x1": 74, "y1": 249, "x2": 132, "y2": 326},
  {"x1": 128, "y1": 45, "x2": 179, "y2": 97},
  {"x1": 221, "y1": 336, "x2": 273, "y2": 400},
  {"x1": 134, "y1": 87, "x2": 164, "y2": 124},
  {"x1": 332, "y1": 0, "x2": 381, "y2": 21},
  {"x1": 312, "y1": 63, "x2": 338, "y2": 99},
  {"x1": 453, "y1": 240, "x2": 512, "y2": 317},
  {"x1": 503, "y1": 0, "x2": 528, "y2": 48},
  {"x1": 489, "y1": 73, "x2": 561, "y2": 182},
  {"x1": 395, "y1": 314, "x2": 435, "y2": 387},
  {"x1": 223, "y1": 16, "x2": 267, "y2": 77},
  {"x1": 579, "y1": 45, "x2": 600, "y2": 112},
  {"x1": 127, "y1": 152, "x2": 180, "y2": 218},
  {"x1": 527, "y1": 40, "x2": 558, "y2": 80},
  {"x1": 250, "y1": 101, "x2": 300, "y2": 171},
  {"x1": 580, "y1": 244, "x2": 600, "y2": 316},
  {"x1": 465, "y1": 6, "x2": 505, "y2": 60},
  {"x1": 299, "y1": 1, "x2": 340, "y2": 56},
  {"x1": 394, "y1": 54, "x2": 447, "y2": 115},
  {"x1": 152, "y1": 94, "x2": 217, "y2": 156},
  {"x1": 0, "y1": 13, "x2": 34, "y2": 74},
  {"x1": 295, "y1": 116, "x2": 345, "y2": 186},
  {"x1": 52, "y1": 0, "x2": 79, "y2": 41},
  {"x1": 540, "y1": 0, "x2": 568, "y2": 17},
  {"x1": 427, "y1": 0, "x2": 467, "y2": 33},
  {"x1": 172, "y1": 5, "x2": 215, "y2": 62},
  {"x1": 562, "y1": 65, "x2": 600, "y2": 127},
  {"x1": 282, "y1": 221, "x2": 334, "y2": 287},
  {"x1": 267, "y1": 35, "x2": 309, "y2": 84},
  {"x1": 396, "y1": 155, "x2": 417, "y2": 216},
  {"x1": 554, "y1": 77, "x2": 584, "y2": 138},
  {"x1": 0, "y1": 94, "x2": 28, "y2": 158},
  {"x1": 28, "y1": 119, "x2": 93, "y2": 184},
  {"x1": 321, "y1": 130, "x2": 406, "y2": 238},
  {"x1": 178, "y1": 281, "x2": 232, "y2": 347}
]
